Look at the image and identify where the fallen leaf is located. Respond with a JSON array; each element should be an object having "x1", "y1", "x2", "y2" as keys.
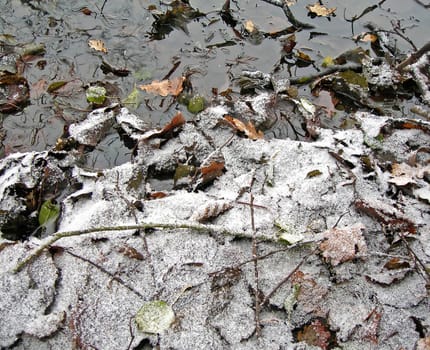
[
  {"x1": 224, "y1": 115, "x2": 264, "y2": 140},
  {"x1": 88, "y1": 39, "x2": 108, "y2": 53},
  {"x1": 141, "y1": 112, "x2": 186, "y2": 140},
  {"x1": 296, "y1": 319, "x2": 332, "y2": 350},
  {"x1": 190, "y1": 200, "x2": 232, "y2": 222},
  {"x1": 200, "y1": 161, "x2": 225, "y2": 183},
  {"x1": 135, "y1": 300, "x2": 175, "y2": 334},
  {"x1": 355, "y1": 32, "x2": 378, "y2": 43},
  {"x1": 319, "y1": 223, "x2": 367, "y2": 266},
  {"x1": 389, "y1": 162, "x2": 430, "y2": 186},
  {"x1": 244, "y1": 20, "x2": 257, "y2": 33},
  {"x1": 139, "y1": 76, "x2": 185, "y2": 97},
  {"x1": 306, "y1": 3, "x2": 336, "y2": 17},
  {"x1": 117, "y1": 244, "x2": 144, "y2": 261},
  {"x1": 31, "y1": 79, "x2": 48, "y2": 99}
]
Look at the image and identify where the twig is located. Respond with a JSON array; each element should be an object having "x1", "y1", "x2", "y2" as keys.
[
  {"x1": 13, "y1": 222, "x2": 273, "y2": 273},
  {"x1": 396, "y1": 41, "x2": 430, "y2": 72},
  {"x1": 260, "y1": 247, "x2": 318, "y2": 307},
  {"x1": 261, "y1": 0, "x2": 314, "y2": 29},
  {"x1": 250, "y1": 193, "x2": 261, "y2": 337},
  {"x1": 398, "y1": 232, "x2": 430, "y2": 285},
  {"x1": 64, "y1": 248, "x2": 145, "y2": 299}
]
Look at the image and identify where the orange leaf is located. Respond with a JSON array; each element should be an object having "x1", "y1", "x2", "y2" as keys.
[
  {"x1": 88, "y1": 39, "x2": 108, "y2": 53},
  {"x1": 224, "y1": 115, "x2": 264, "y2": 140},
  {"x1": 139, "y1": 76, "x2": 185, "y2": 97},
  {"x1": 306, "y1": 3, "x2": 336, "y2": 17},
  {"x1": 200, "y1": 161, "x2": 225, "y2": 185},
  {"x1": 141, "y1": 112, "x2": 186, "y2": 140}
]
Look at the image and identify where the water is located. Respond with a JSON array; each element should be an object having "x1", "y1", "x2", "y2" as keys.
[{"x1": 0, "y1": 0, "x2": 429, "y2": 168}]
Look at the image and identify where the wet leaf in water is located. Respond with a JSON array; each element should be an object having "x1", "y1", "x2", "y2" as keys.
[
  {"x1": 86, "y1": 86, "x2": 107, "y2": 104},
  {"x1": 0, "y1": 74, "x2": 30, "y2": 113},
  {"x1": 122, "y1": 86, "x2": 142, "y2": 110},
  {"x1": 135, "y1": 300, "x2": 175, "y2": 334},
  {"x1": 306, "y1": 3, "x2": 336, "y2": 17},
  {"x1": 319, "y1": 223, "x2": 367, "y2": 266},
  {"x1": 139, "y1": 76, "x2": 185, "y2": 97},
  {"x1": 88, "y1": 39, "x2": 108, "y2": 53},
  {"x1": 47, "y1": 81, "x2": 68, "y2": 93},
  {"x1": 141, "y1": 111, "x2": 186, "y2": 140},
  {"x1": 224, "y1": 115, "x2": 264, "y2": 140},
  {"x1": 187, "y1": 95, "x2": 205, "y2": 113}
]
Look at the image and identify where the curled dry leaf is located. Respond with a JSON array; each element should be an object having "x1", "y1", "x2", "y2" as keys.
[
  {"x1": 306, "y1": 3, "x2": 336, "y2": 17},
  {"x1": 88, "y1": 39, "x2": 108, "y2": 53},
  {"x1": 141, "y1": 112, "x2": 186, "y2": 140},
  {"x1": 224, "y1": 115, "x2": 264, "y2": 140},
  {"x1": 139, "y1": 76, "x2": 185, "y2": 97},
  {"x1": 319, "y1": 223, "x2": 367, "y2": 266},
  {"x1": 190, "y1": 200, "x2": 232, "y2": 222}
]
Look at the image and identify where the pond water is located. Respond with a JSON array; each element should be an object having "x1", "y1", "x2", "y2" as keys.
[{"x1": 1, "y1": 0, "x2": 429, "y2": 168}]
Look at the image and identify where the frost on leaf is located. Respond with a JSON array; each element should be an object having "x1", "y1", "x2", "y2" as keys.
[
  {"x1": 296, "y1": 318, "x2": 333, "y2": 350},
  {"x1": 139, "y1": 76, "x2": 185, "y2": 97},
  {"x1": 190, "y1": 200, "x2": 232, "y2": 222},
  {"x1": 135, "y1": 300, "x2": 175, "y2": 334},
  {"x1": 319, "y1": 223, "x2": 367, "y2": 266}
]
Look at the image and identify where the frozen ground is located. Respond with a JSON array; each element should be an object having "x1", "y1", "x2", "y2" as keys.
[{"x1": 0, "y1": 101, "x2": 429, "y2": 349}]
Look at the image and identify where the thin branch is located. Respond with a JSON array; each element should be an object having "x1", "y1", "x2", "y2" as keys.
[
  {"x1": 65, "y1": 248, "x2": 145, "y2": 299},
  {"x1": 260, "y1": 247, "x2": 318, "y2": 307},
  {"x1": 396, "y1": 41, "x2": 430, "y2": 72},
  {"x1": 13, "y1": 222, "x2": 273, "y2": 273},
  {"x1": 261, "y1": 0, "x2": 314, "y2": 29},
  {"x1": 250, "y1": 193, "x2": 261, "y2": 337}
]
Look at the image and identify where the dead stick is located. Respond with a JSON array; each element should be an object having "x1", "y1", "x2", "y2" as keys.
[
  {"x1": 250, "y1": 193, "x2": 261, "y2": 337},
  {"x1": 13, "y1": 222, "x2": 270, "y2": 273},
  {"x1": 260, "y1": 247, "x2": 318, "y2": 307}
]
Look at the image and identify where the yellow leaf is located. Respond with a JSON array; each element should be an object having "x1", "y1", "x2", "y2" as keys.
[
  {"x1": 139, "y1": 76, "x2": 185, "y2": 97},
  {"x1": 244, "y1": 20, "x2": 256, "y2": 33},
  {"x1": 306, "y1": 3, "x2": 336, "y2": 17},
  {"x1": 88, "y1": 39, "x2": 108, "y2": 53}
]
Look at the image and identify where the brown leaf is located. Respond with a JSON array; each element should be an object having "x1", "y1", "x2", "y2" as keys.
[
  {"x1": 297, "y1": 319, "x2": 332, "y2": 350},
  {"x1": 190, "y1": 200, "x2": 232, "y2": 222},
  {"x1": 139, "y1": 76, "x2": 185, "y2": 97},
  {"x1": 147, "y1": 191, "x2": 169, "y2": 200},
  {"x1": 224, "y1": 115, "x2": 264, "y2": 140},
  {"x1": 117, "y1": 244, "x2": 144, "y2": 261},
  {"x1": 88, "y1": 39, "x2": 108, "y2": 53},
  {"x1": 31, "y1": 79, "x2": 48, "y2": 99},
  {"x1": 306, "y1": 3, "x2": 336, "y2": 17},
  {"x1": 319, "y1": 223, "x2": 367, "y2": 266},
  {"x1": 200, "y1": 161, "x2": 225, "y2": 183},
  {"x1": 141, "y1": 112, "x2": 186, "y2": 140}
]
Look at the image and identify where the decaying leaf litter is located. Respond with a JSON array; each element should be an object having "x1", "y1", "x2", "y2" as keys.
[{"x1": 1, "y1": 0, "x2": 430, "y2": 349}]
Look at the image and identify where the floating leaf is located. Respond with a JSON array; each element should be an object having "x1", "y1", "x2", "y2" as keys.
[
  {"x1": 187, "y1": 95, "x2": 205, "y2": 114},
  {"x1": 244, "y1": 20, "x2": 257, "y2": 33},
  {"x1": 135, "y1": 300, "x2": 175, "y2": 334},
  {"x1": 224, "y1": 115, "x2": 264, "y2": 140},
  {"x1": 306, "y1": 3, "x2": 336, "y2": 17},
  {"x1": 38, "y1": 199, "x2": 60, "y2": 226},
  {"x1": 319, "y1": 223, "x2": 367, "y2": 266},
  {"x1": 321, "y1": 56, "x2": 334, "y2": 68},
  {"x1": 0, "y1": 75, "x2": 30, "y2": 113},
  {"x1": 86, "y1": 86, "x2": 107, "y2": 104},
  {"x1": 47, "y1": 81, "x2": 68, "y2": 93},
  {"x1": 88, "y1": 39, "x2": 108, "y2": 53},
  {"x1": 122, "y1": 86, "x2": 142, "y2": 109},
  {"x1": 139, "y1": 76, "x2": 185, "y2": 97},
  {"x1": 141, "y1": 111, "x2": 186, "y2": 140}
]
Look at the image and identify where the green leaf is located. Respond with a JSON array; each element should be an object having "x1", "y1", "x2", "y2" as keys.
[
  {"x1": 187, "y1": 95, "x2": 205, "y2": 114},
  {"x1": 122, "y1": 86, "x2": 142, "y2": 109},
  {"x1": 86, "y1": 86, "x2": 107, "y2": 104},
  {"x1": 135, "y1": 300, "x2": 175, "y2": 334},
  {"x1": 47, "y1": 81, "x2": 68, "y2": 93},
  {"x1": 38, "y1": 199, "x2": 60, "y2": 226},
  {"x1": 306, "y1": 169, "x2": 322, "y2": 178}
]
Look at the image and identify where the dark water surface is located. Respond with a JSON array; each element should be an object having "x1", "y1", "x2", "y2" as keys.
[{"x1": 1, "y1": 0, "x2": 429, "y2": 168}]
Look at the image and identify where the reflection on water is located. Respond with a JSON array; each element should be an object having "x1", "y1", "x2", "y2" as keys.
[{"x1": 0, "y1": 0, "x2": 429, "y2": 168}]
